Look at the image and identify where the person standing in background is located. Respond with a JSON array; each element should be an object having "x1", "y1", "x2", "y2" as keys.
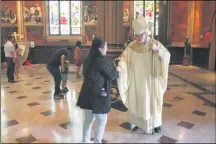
[
  {"x1": 74, "y1": 41, "x2": 82, "y2": 79},
  {"x1": 4, "y1": 35, "x2": 16, "y2": 83}
]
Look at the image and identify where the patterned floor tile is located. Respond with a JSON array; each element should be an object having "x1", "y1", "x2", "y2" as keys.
[
  {"x1": 192, "y1": 110, "x2": 207, "y2": 116},
  {"x1": 16, "y1": 134, "x2": 37, "y2": 143},
  {"x1": 25, "y1": 83, "x2": 32, "y2": 85},
  {"x1": 5, "y1": 120, "x2": 19, "y2": 128},
  {"x1": 119, "y1": 122, "x2": 132, "y2": 130},
  {"x1": 41, "y1": 110, "x2": 54, "y2": 116},
  {"x1": 3, "y1": 86, "x2": 10, "y2": 89},
  {"x1": 177, "y1": 121, "x2": 195, "y2": 129},
  {"x1": 32, "y1": 87, "x2": 41, "y2": 90},
  {"x1": 42, "y1": 91, "x2": 52, "y2": 94},
  {"x1": 9, "y1": 90, "x2": 17, "y2": 94},
  {"x1": 91, "y1": 137, "x2": 108, "y2": 143},
  {"x1": 158, "y1": 135, "x2": 178, "y2": 143},
  {"x1": 203, "y1": 103, "x2": 213, "y2": 107},
  {"x1": 16, "y1": 96, "x2": 28, "y2": 99},
  {"x1": 174, "y1": 96, "x2": 185, "y2": 100},
  {"x1": 27, "y1": 102, "x2": 40, "y2": 107},
  {"x1": 59, "y1": 121, "x2": 73, "y2": 129},
  {"x1": 36, "y1": 78, "x2": 42, "y2": 79},
  {"x1": 163, "y1": 103, "x2": 173, "y2": 108},
  {"x1": 168, "y1": 84, "x2": 187, "y2": 87}
]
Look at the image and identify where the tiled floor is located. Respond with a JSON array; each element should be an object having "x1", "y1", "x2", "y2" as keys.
[{"x1": 1, "y1": 64, "x2": 216, "y2": 143}]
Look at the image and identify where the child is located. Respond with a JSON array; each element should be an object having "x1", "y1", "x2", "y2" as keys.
[
  {"x1": 13, "y1": 42, "x2": 22, "y2": 80},
  {"x1": 61, "y1": 59, "x2": 69, "y2": 92},
  {"x1": 74, "y1": 41, "x2": 82, "y2": 79}
]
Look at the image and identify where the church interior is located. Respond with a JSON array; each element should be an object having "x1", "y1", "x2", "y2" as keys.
[{"x1": 1, "y1": 0, "x2": 216, "y2": 143}]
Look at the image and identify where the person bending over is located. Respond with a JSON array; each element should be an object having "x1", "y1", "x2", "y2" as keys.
[{"x1": 47, "y1": 47, "x2": 72, "y2": 98}]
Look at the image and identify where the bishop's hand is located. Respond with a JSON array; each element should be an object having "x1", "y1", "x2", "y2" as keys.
[
  {"x1": 152, "y1": 42, "x2": 160, "y2": 53},
  {"x1": 152, "y1": 42, "x2": 163, "y2": 59}
]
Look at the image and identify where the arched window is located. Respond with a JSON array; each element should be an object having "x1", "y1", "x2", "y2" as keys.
[
  {"x1": 48, "y1": 1, "x2": 82, "y2": 36},
  {"x1": 134, "y1": 0, "x2": 159, "y2": 36}
]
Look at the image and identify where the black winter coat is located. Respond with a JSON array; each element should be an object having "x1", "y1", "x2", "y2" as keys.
[{"x1": 76, "y1": 54, "x2": 119, "y2": 114}]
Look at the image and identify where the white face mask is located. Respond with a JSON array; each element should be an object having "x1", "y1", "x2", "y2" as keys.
[{"x1": 135, "y1": 32, "x2": 149, "y2": 44}]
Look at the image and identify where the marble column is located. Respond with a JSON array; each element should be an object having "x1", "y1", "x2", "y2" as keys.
[
  {"x1": 208, "y1": 8, "x2": 216, "y2": 71},
  {"x1": 96, "y1": 1, "x2": 124, "y2": 46},
  {"x1": 16, "y1": 0, "x2": 25, "y2": 40}
]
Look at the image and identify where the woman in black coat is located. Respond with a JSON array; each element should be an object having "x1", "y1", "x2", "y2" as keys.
[{"x1": 77, "y1": 37, "x2": 120, "y2": 143}]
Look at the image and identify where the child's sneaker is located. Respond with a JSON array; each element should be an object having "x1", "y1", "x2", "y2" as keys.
[
  {"x1": 64, "y1": 87, "x2": 69, "y2": 92},
  {"x1": 53, "y1": 91, "x2": 65, "y2": 98}
]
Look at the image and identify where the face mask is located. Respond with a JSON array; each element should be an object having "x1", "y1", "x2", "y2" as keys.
[{"x1": 142, "y1": 32, "x2": 148, "y2": 45}]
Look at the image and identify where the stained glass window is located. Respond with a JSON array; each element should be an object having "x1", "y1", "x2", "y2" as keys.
[
  {"x1": 71, "y1": 1, "x2": 81, "y2": 34},
  {"x1": 60, "y1": 1, "x2": 70, "y2": 35},
  {"x1": 48, "y1": 1, "x2": 82, "y2": 35},
  {"x1": 49, "y1": 1, "x2": 59, "y2": 35},
  {"x1": 134, "y1": 1, "x2": 144, "y2": 19},
  {"x1": 155, "y1": 0, "x2": 159, "y2": 35},
  {"x1": 133, "y1": 0, "x2": 159, "y2": 36}
]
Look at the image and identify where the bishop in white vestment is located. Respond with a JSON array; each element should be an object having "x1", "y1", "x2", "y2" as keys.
[{"x1": 117, "y1": 17, "x2": 171, "y2": 133}]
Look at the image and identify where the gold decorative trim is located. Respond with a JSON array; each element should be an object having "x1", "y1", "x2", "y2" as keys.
[
  {"x1": 84, "y1": 23, "x2": 97, "y2": 27},
  {"x1": 46, "y1": 35, "x2": 82, "y2": 42},
  {"x1": 0, "y1": 24, "x2": 18, "y2": 27},
  {"x1": 24, "y1": 23, "x2": 43, "y2": 27},
  {"x1": 123, "y1": 22, "x2": 130, "y2": 27}
]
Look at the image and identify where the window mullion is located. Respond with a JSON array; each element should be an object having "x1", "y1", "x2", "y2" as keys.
[
  {"x1": 58, "y1": 0, "x2": 61, "y2": 36},
  {"x1": 154, "y1": 0, "x2": 156, "y2": 36},
  {"x1": 69, "y1": 1, "x2": 71, "y2": 36}
]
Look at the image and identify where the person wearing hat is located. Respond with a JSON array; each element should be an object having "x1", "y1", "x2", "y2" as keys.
[{"x1": 116, "y1": 16, "x2": 171, "y2": 133}]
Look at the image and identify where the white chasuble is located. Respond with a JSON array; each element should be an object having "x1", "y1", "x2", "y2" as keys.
[{"x1": 117, "y1": 39, "x2": 171, "y2": 133}]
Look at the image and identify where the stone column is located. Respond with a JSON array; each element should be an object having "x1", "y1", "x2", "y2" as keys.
[
  {"x1": 187, "y1": 1, "x2": 195, "y2": 42},
  {"x1": 193, "y1": 1, "x2": 202, "y2": 44},
  {"x1": 96, "y1": 1, "x2": 105, "y2": 38},
  {"x1": 96, "y1": 1, "x2": 124, "y2": 47},
  {"x1": 182, "y1": 1, "x2": 195, "y2": 66},
  {"x1": 167, "y1": 1, "x2": 172, "y2": 39},
  {"x1": 105, "y1": 1, "x2": 124, "y2": 46},
  {"x1": 16, "y1": 0, "x2": 25, "y2": 40},
  {"x1": 158, "y1": 1, "x2": 169, "y2": 45},
  {"x1": 208, "y1": 8, "x2": 216, "y2": 70}
]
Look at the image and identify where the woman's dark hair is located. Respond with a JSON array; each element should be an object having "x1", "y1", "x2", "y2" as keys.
[
  {"x1": 67, "y1": 46, "x2": 72, "y2": 51},
  {"x1": 7, "y1": 35, "x2": 12, "y2": 40},
  {"x1": 89, "y1": 37, "x2": 105, "y2": 62},
  {"x1": 85, "y1": 37, "x2": 106, "y2": 79},
  {"x1": 76, "y1": 41, "x2": 81, "y2": 47},
  {"x1": 14, "y1": 42, "x2": 18, "y2": 49}
]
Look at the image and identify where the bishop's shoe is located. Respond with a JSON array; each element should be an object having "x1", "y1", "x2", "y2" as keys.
[
  {"x1": 132, "y1": 126, "x2": 139, "y2": 131},
  {"x1": 154, "y1": 126, "x2": 162, "y2": 133}
]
